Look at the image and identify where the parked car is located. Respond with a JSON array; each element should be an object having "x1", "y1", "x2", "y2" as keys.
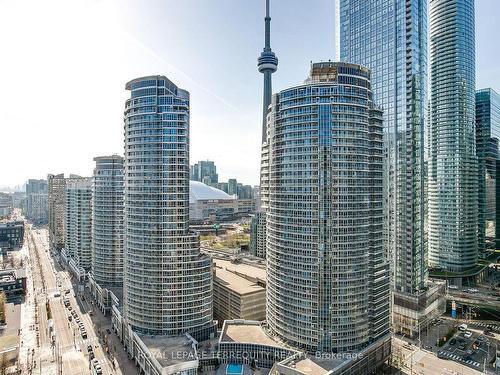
[
  {"x1": 68, "y1": 315, "x2": 72, "y2": 322},
  {"x1": 458, "y1": 343, "x2": 466, "y2": 350},
  {"x1": 458, "y1": 324, "x2": 468, "y2": 331},
  {"x1": 464, "y1": 331, "x2": 473, "y2": 339},
  {"x1": 449, "y1": 338, "x2": 456, "y2": 346}
]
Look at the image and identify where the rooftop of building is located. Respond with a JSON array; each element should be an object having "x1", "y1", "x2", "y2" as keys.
[
  {"x1": 214, "y1": 266, "x2": 265, "y2": 295},
  {"x1": 213, "y1": 258, "x2": 266, "y2": 285},
  {"x1": 0, "y1": 268, "x2": 26, "y2": 282},
  {"x1": 136, "y1": 332, "x2": 198, "y2": 368},
  {"x1": 0, "y1": 221, "x2": 24, "y2": 228},
  {"x1": 277, "y1": 355, "x2": 347, "y2": 375},
  {"x1": 189, "y1": 180, "x2": 236, "y2": 203},
  {"x1": 220, "y1": 320, "x2": 282, "y2": 348}
]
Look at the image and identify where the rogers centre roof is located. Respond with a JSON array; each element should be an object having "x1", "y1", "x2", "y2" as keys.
[{"x1": 189, "y1": 180, "x2": 236, "y2": 203}]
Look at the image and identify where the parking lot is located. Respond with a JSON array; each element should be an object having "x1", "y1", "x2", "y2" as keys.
[{"x1": 438, "y1": 325, "x2": 498, "y2": 372}]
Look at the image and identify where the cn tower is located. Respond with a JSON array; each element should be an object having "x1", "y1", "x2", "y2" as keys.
[{"x1": 257, "y1": 0, "x2": 278, "y2": 143}]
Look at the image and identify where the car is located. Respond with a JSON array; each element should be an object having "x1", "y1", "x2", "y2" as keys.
[
  {"x1": 81, "y1": 331, "x2": 87, "y2": 339},
  {"x1": 68, "y1": 315, "x2": 72, "y2": 321},
  {"x1": 95, "y1": 369, "x2": 103, "y2": 375},
  {"x1": 458, "y1": 343, "x2": 466, "y2": 350},
  {"x1": 54, "y1": 292, "x2": 60, "y2": 297},
  {"x1": 87, "y1": 345, "x2": 93, "y2": 352},
  {"x1": 464, "y1": 331, "x2": 473, "y2": 339},
  {"x1": 447, "y1": 285, "x2": 458, "y2": 290},
  {"x1": 485, "y1": 331, "x2": 494, "y2": 337},
  {"x1": 469, "y1": 288, "x2": 479, "y2": 293},
  {"x1": 466, "y1": 349, "x2": 473, "y2": 355},
  {"x1": 75, "y1": 318, "x2": 80, "y2": 323},
  {"x1": 89, "y1": 351, "x2": 95, "y2": 360},
  {"x1": 449, "y1": 338, "x2": 456, "y2": 346},
  {"x1": 477, "y1": 336, "x2": 485, "y2": 342},
  {"x1": 88, "y1": 311, "x2": 94, "y2": 316},
  {"x1": 106, "y1": 328, "x2": 111, "y2": 334},
  {"x1": 458, "y1": 324, "x2": 468, "y2": 331},
  {"x1": 65, "y1": 289, "x2": 70, "y2": 294}
]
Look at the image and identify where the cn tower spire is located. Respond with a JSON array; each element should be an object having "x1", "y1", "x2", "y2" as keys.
[{"x1": 258, "y1": 0, "x2": 278, "y2": 143}]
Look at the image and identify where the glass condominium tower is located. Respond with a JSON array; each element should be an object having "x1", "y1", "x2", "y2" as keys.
[
  {"x1": 339, "y1": 0, "x2": 446, "y2": 338},
  {"x1": 476, "y1": 89, "x2": 500, "y2": 250},
  {"x1": 123, "y1": 76, "x2": 213, "y2": 336},
  {"x1": 92, "y1": 155, "x2": 124, "y2": 287},
  {"x1": 265, "y1": 62, "x2": 390, "y2": 353},
  {"x1": 428, "y1": 0, "x2": 477, "y2": 271},
  {"x1": 340, "y1": 0, "x2": 427, "y2": 296}
]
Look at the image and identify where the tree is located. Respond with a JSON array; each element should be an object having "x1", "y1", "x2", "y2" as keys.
[
  {"x1": 0, "y1": 292, "x2": 6, "y2": 324},
  {"x1": 0, "y1": 353, "x2": 7, "y2": 375}
]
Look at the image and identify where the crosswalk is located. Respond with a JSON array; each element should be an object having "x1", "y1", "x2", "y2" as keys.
[
  {"x1": 61, "y1": 336, "x2": 99, "y2": 351},
  {"x1": 472, "y1": 322, "x2": 499, "y2": 330},
  {"x1": 438, "y1": 351, "x2": 481, "y2": 367}
]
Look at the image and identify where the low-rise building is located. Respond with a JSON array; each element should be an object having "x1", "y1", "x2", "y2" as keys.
[
  {"x1": 213, "y1": 263, "x2": 266, "y2": 325},
  {"x1": 392, "y1": 279, "x2": 447, "y2": 338},
  {"x1": 0, "y1": 221, "x2": 24, "y2": 250},
  {"x1": 0, "y1": 269, "x2": 26, "y2": 298}
]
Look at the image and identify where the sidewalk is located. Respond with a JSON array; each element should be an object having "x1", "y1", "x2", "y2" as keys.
[{"x1": 79, "y1": 290, "x2": 139, "y2": 375}]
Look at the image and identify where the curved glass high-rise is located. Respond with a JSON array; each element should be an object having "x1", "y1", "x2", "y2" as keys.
[
  {"x1": 123, "y1": 76, "x2": 213, "y2": 336},
  {"x1": 92, "y1": 155, "x2": 124, "y2": 287},
  {"x1": 265, "y1": 62, "x2": 390, "y2": 353},
  {"x1": 428, "y1": 0, "x2": 477, "y2": 271}
]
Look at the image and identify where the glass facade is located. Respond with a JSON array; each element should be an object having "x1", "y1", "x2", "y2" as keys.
[
  {"x1": 340, "y1": 0, "x2": 428, "y2": 295},
  {"x1": 190, "y1": 160, "x2": 218, "y2": 184},
  {"x1": 476, "y1": 88, "x2": 500, "y2": 250},
  {"x1": 123, "y1": 76, "x2": 213, "y2": 336},
  {"x1": 265, "y1": 62, "x2": 390, "y2": 353},
  {"x1": 428, "y1": 0, "x2": 477, "y2": 271},
  {"x1": 92, "y1": 155, "x2": 124, "y2": 287}
]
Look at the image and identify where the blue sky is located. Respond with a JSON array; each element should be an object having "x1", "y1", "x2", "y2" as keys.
[{"x1": 0, "y1": 0, "x2": 498, "y2": 187}]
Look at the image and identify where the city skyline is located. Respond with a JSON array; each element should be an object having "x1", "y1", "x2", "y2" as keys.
[
  {"x1": 1, "y1": 0, "x2": 500, "y2": 187},
  {"x1": 2, "y1": 1, "x2": 500, "y2": 374}
]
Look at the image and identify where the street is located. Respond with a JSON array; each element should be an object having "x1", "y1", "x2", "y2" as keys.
[{"x1": 20, "y1": 224, "x2": 117, "y2": 374}]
